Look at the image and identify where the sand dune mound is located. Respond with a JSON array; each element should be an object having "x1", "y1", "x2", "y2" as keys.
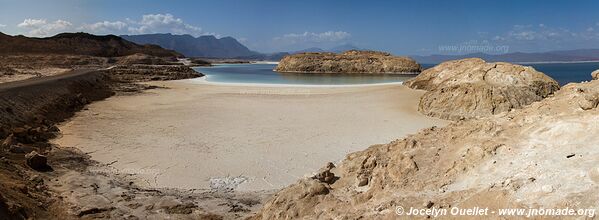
[
  {"x1": 404, "y1": 58, "x2": 559, "y2": 120},
  {"x1": 253, "y1": 78, "x2": 599, "y2": 219},
  {"x1": 275, "y1": 50, "x2": 421, "y2": 74}
]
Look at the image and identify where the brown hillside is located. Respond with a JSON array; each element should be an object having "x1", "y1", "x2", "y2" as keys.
[{"x1": 0, "y1": 32, "x2": 181, "y2": 58}]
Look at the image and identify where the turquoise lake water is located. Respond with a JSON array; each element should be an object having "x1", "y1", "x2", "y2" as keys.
[
  {"x1": 195, "y1": 62, "x2": 599, "y2": 86},
  {"x1": 195, "y1": 64, "x2": 414, "y2": 85}
]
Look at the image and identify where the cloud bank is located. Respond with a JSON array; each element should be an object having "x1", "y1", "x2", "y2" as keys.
[
  {"x1": 17, "y1": 19, "x2": 72, "y2": 36},
  {"x1": 126, "y1": 13, "x2": 203, "y2": 36},
  {"x1": 15, "y1": 14, "x2": 207, "y2": 37},
  {"x1": 274, "y1": 31, "x2": 351, "y2": 44}
]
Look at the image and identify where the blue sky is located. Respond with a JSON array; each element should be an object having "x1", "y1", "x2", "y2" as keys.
[{"x1": 1, "y1": 0, "x2": 599, "y2": 55}]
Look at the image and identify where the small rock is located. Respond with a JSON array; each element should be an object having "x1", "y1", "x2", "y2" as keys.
[
  {"x1": 1, "y1": 134, "x2": 16, "y2": 149},
  {"x1": 12, "y1": 127, "x2": 27, "y2": 135},
  {"x1": 163, "y1": 203, "x2": 198, "y2": 214},
  {"x1": 357, "y1": 176, "x2": 369, "y2": 187},
  {"x1": 312, "y1": 162, "x2": 337, "y2": 184},
  {"x1": 47, "y1": 126, "x2": 60, "y2": 133},
  {"x1": 578, "y1": 92, "x2": 599, "y2": 110},
  {"x1": 541, "y1": 185, "x2": 554, "y2": 193},
  {"x1": 25, "y1": 151, "x2": 49, "y2": 171},
  {"x1": 424, "y1": 201, "x2": 434, "y2": 208},
  {"x1": 9, "y1": 144, "x2": 34, "y2": 154},
  {"x1": 307, "y1": 181, "x2": 329, "y2": 196},
  {"x1": 28, "y1": 175, "x2": 43, "y2": 184}
]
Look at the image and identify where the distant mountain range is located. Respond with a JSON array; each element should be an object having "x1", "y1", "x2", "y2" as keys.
[
  {"x1": 121, "y1": 33, "x2": 260, "y2": 58},
  {"x1": 120, "y1": 33, "x2": 599, "y2": 63},
  {"x1": 0, "y1": 32, "x2": 181, "y2": 57},
  {"x1": 121, "y1": 33, "x2": 363, "y2": 60},
  {"x1": 412, "y1": 49, "x2": 599, "y2": 64}
]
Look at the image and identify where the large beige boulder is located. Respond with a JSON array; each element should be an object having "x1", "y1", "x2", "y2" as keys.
[
  {"x1": 404, "y1": 58, "x2": 559, "y2": 120},
  {"x1": 252, "y1": 76, "x2": 599, "y2": 220},
  {"x1": 275, "y1": 50, "x2": 421, "y2": 74},
  {"x1": 592, "y1": 69, "x2": 599, "y2": 80}
]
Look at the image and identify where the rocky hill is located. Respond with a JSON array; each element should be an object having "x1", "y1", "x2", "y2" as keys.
[
  {"x1": 275, "y1": 50, "x2": 421, "y2": 74},
  {"x1": 404, "y1": 58, "x2": 559, "y2": 120},
  {"x1": 121, "y1": 33, "x2": 260, "y2": 58},
  {"x1": 253, "y1": 73, "x2": 599, "y2": 219},
  {"x1": 0, "y1": 32, "x2": 181, "y2": 57}
]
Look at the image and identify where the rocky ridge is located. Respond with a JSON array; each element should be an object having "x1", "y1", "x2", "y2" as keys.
[
  {"x1": 404, "y1": 58, "x2": 560, "y2": 120},
  {"x1": 0, "y1": 32, "x2": 181, "y2": 58},
  {"x1": 275, "y1": 50, "x2": 421, "y2": 74},
  {"x1": 253, "y1": 73, "x2": 599, "y2": 219}
]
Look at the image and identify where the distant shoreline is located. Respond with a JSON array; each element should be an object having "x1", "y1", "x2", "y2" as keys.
[
  {"x1": 422, "y1": 60, "x2": 599, "y2": 65},
  {"x1": 515, "y1": 60, "x2": 599, "y2": 64},
  {"x1": 190, "y1": 76, "x2": 405, "y2": 88}
]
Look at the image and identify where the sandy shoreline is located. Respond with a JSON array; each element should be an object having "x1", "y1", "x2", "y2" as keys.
[
  {"x1": 52, "y1": 79, "x2": 447, "y2": 191},
  {"x1": 190, "y1": 75, "x2": 407, "y2": 88}
]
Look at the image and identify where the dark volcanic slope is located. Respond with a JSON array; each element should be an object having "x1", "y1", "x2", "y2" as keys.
[
  {"x1": 0, "y1": 69, "x2": 113, "y2": 137},
  {"x1": 0, "y1": 32, "x2": 182, "y2": 57}
]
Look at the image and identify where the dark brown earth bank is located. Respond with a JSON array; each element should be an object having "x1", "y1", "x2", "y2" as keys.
[
  {"x1": 0, "y1": 32, "x2": 269, "y2": 219},
  {"x1": 0, "y1": 68, "x2": 270, "y2": 219},
  {"x1": 0, "y1": 70, "x2": 113, "y2": 219}
]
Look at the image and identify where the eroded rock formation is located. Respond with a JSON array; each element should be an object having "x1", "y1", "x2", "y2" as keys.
[
  {"x1": 275, "y1": 50, "x2": 421, "y2": 74},
  {"x1": 404, "y1": 58, "x2": 559, "y2": 120},
  {"x1": 253, "y1": 75, "x2": 599, "y2": 220}
]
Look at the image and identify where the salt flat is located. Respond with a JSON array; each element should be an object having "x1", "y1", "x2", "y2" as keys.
[{"x1": 52, "y1": 79, "x2": 447, "y2": 191}]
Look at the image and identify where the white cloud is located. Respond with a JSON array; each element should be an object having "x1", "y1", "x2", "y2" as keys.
[
  {"x1": 494, "y1": 24, "x2": 580, "y2": 42},
  {"x1": 79, "y1": 21, "x2": 127, "y2": 34},
  {"x1": 17, "y1": 18, "x2": 72, "y2": 36},
  {"x1": 0, "y1": 24, "x2": 6, "y2": 28},
  {"x1": 509, "y1": 30, "x2": 537, "y2": 40},
  {"x1": 493, "y1": 35, "x2": 506, "y2": 41},
  {"x1": 14, "y1": 14, "x2": 209, "y2": 37},
  {"x1": 126, "y1": 13, "x2": 203, "y2": 36},
  {"x1": 274, "y1": 31, "x2": 351, "y2": 43}
]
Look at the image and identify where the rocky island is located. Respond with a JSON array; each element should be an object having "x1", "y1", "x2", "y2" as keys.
[
  {"x1": 404, "y1": 58, "x2": 560, "y2": 120},
  {"x1": 275, "y1": 50, "x2": 421, "y2": 74}
]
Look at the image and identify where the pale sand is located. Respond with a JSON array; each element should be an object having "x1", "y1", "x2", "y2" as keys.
[{"x1": 52, "y1": 79, "x2": 448, "y2": 191}]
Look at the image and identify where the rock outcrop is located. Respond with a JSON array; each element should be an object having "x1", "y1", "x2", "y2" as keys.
[
  {"x1": 404, "y1": 58, "x2": 559, "y2": 120},
  {"x1": 115, "y1": 53, "x2": 178, "y2": 65},
  {"x1": 106, "y1": 65, "x2": 202, "y2": 82},
  {"x1": 253, "y1": 76, "x2": 599, "y2": 220},
  {"x1": 275, "y1": 50, "x2": 421, "y2": 74},
  {"x1": 592, "y1": 69, "x2": 599, "y2": 80},
  {"x1": 25, "y1": 151, "x2": 49, "y2": 171}
]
